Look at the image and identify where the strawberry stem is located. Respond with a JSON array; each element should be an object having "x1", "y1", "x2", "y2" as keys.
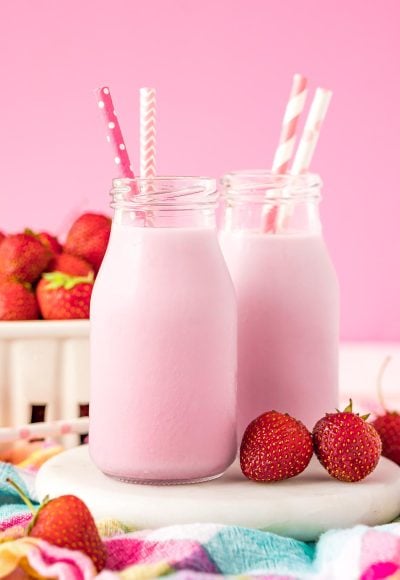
[
  {"x1": 377, "y1": 356, "x2": 391, "y2": 411},
  {"x1": 6, "y1": 478, "x2": 36, "y2": 515},
  {"x1": 343, "y1": 399, "x2": 353, "y2": 413}
]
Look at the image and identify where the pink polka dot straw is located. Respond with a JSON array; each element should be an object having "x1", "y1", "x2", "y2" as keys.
[
  {"x1": 0, "y1": 417, "x2": 89, "y2": 443},
  {"x1": 95, "y1": 86, "x2": 135, "y2": 178}
]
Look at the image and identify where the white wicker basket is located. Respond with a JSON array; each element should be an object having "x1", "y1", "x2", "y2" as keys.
[{"x1": 0, "y1": 320, "x2": 90, "y2": 445}]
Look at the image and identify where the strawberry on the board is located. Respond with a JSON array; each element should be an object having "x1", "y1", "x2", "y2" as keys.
[
  {"x1": 48, "y1": 253, "x2": 94, "y2": 277},
  {"x1": 6, "y1": 479, "x2": 107, "y2": 572},
  {"x1": 0, "y1": 232, "x2": 52, "y2": 283},
  {"x1": 0, "y1": 280, "x2": 39, "y2": 320},
  {"x1": 312, "y1": 400, "x2": 382, "y2": 482},
  {"x1": 64, "y1": 213, "x2": 111, "y2": 273},
  {"x1": 372, "y1": 356, "x2": 400, "y2": 465},
  {"x1": 37, "y1": 231, "x2": 63, "y2": 255},
  {"x1": 240, "y1": 411, "x2": 313, "y2": 482},
  {"x1": 373, "y1": 413, "x2": 400, "y2": 465},
  {"x1": 37, "y1": 271, "x2": 94, "y2": 320}
]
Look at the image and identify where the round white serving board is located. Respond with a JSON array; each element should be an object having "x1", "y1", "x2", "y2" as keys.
[{"x1": 36, "y1": 445, "x2": 400, "y2": 542}]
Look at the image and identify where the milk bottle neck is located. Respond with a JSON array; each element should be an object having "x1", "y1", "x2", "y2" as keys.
[
  {"x1": 222, "y1": 171, "x2": 323, "y2": 234},
  {"x1": 110, "y1": 176, "x2": 218, "y2": 228}
]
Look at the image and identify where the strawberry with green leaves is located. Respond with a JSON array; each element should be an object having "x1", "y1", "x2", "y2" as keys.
[
  {"x1": 7, "y1": 479, "x2": 107, "y2": 572},
  {"x1": 312, "y1": 400, "x2": 382, "y2": 482},
  {"x1": 37, "y1": 271, "x2": 94, "y2": 320}
]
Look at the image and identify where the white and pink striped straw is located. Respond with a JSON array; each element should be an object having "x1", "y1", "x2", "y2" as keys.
[
  {"x1": 291, "y1": 87, "x2": 333, "y2": 174},
  {"x1": 272, "y1": 74, "x2": 308, "y2": 174},
  {"x1": 263, "y1": 74, "x2": 308, "y2": 232},
  {"x1": 0, "y1": 417, "x2": 89, "y2": 444},
  {"x1": 95, "y1": 86, "x2": 135, "y2": 178},
  {"x1": 140, "y1": 87, "x2": 157, "y2": 179}
]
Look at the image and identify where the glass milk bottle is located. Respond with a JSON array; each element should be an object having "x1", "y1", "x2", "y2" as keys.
[
  {"x1": 219, "y1": 171, "x2": 339, "y2": 436},
  {"x1": 90, "y1": 177, "x2": 237, "y2": 483}
]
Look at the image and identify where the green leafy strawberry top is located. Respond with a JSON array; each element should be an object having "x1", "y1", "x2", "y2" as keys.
[{"x1": 42, "y1": 271, "x2": 94, "y2": 290}]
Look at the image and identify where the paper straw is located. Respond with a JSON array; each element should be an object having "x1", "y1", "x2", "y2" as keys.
[
  {"x1": 0, "y1": 417, "x2": 89, "y2": 444},
  {"x1": 272, "y1": 74, "x2": 308, "y2": 174},
  {"x1": 263, "y1": 74, "x2": 308, "y2": 233},
  {"x1": 291, "y1": 88, "x2": 333, "y2": 174},
  {"x1": 95, "y1": 86, "x2": 135, "y2": 178},
  {"x1": 140, "y1": 88, "x2": 157, "y2": 179}
]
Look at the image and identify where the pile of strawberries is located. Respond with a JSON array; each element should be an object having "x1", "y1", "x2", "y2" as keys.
[
  {"x1": 240, "y1": 400, "x2": 391, "y2": 483},
  {"x1": 0, "y1": 213, "x2": 111, "y2": 321}
]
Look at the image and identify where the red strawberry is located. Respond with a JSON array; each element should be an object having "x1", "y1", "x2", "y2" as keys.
[
  {"x1": 0, "y1": 232, "x2": 5, "y2": 244},
  {"x1": 0, "y1": 280, "x2": 39, "y2": 320},
  {"x1": 37, "y1": 272, "x2": 94, "y2": 320},
  {"x1": 0, "y1": 233, "x2": 52, "y2": 283},
  {"x1": 48, "y1": 253, "x2": 93, "y2": 277},
  {"x1": 313, "y1": 400, "x2": 382, "y2": 482},
  {"x1": 30, "y1": 496, "x2": 107, "y2": 571},
  {"x1": 371, "y1": 357, "x2": 400, "y2": 465},
  {"x1": 373, "y1": 413, "x2": 400, "y2": 465},
  {"x1": 64, "y1": 213, "x2": 111, "y2": 273},
  {"x1": 6, "y1": 480, "x2": 106, "y2": 572},
  {"x1": 37, "y1": 231, "x2": 63, "y2": 255},
  {"x1": 240, "y1": 411, "x2": 313, "y2": 482}
]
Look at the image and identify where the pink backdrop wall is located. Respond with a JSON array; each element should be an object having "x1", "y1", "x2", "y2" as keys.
[{"x1": 0, "y1": 0, "x2": 399, "y2": 340}]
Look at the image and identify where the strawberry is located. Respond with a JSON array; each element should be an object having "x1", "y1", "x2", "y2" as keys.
[
  {"x1": 6, "y1": 480, "x2": 107, "y2": 572},
  {"x1": 313, "y1": 400, "x2": 382, "y2": 482},
  {"x1": 0, "y1": 232, "x2": 5, "y2": 244},
  {"x1": 37, "y1": 231, "x2": 63, "y2": 255},
  {"x1": 37, "y1": 272, "x2": 94, "y2": 320},
  {"x1": 30, "y1": 496, "x2": 107, "y2": 571},
  {"x1": 0, "y1": 232, "x2": 52, "y2": 283},
  {"x1": 64, "y1": 213, "x2": 111, "y2": 273},
  {"x1": 371, "y1": 357, "x2": 400, "y2": 465},
  {"x1": 0, "y1": 280, "x2": 39, "y2": 320},
  {"x1": 240, "y1": 411, "x2": 313, "y2": 482},
  {"x1": 373, "y1": 413, "x2": 400, "y2": 465},
  {"x1": 48, "y1": 253, "x2": 93, "y2": 277}
]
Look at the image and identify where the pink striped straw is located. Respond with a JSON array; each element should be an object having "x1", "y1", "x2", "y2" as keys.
[
  {"x1": 95, "y1": 86, "x2": 134, "y2": 178},
  {"x1": 139, "y1": 87, "x2": 157, "y2": 179},
  {"x1": 291, "y1": 87, "x2": 333, "y2": 174},
  {"x1": 263, "y1": 74, "x2": 308, "y2": 232},
  {"x1": 272, "y1": 74, "x2": 308, "y2": 174}
]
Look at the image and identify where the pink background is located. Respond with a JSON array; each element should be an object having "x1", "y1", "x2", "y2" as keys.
[{"x1": 0, "y1": 0, "x2": 399, "y2": 340}]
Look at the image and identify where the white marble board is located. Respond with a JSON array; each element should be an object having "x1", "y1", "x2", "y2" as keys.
[{"x1": 35, "y1": 445, "x2": 400, "y2": 542}]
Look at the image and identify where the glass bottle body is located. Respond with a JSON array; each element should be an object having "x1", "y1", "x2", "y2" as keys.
[
  {"x1": 90, "y1": 177, "x2": 237, "y2": 483},
  {"x1": 220, "y1": 171, "x2": 339, "y2": 435}
]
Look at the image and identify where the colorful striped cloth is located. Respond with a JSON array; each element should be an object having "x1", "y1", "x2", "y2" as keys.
[{"x1": 1, "y1": 460, "x2": 400, "y2": 579}]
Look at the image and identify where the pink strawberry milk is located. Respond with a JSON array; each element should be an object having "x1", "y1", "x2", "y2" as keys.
[
  {"x1": 220, "y1": 171, "x2": 339, "y2": 436},
  {"x1": 89, "y1": 177, "x2": 237, "y2": 483}
]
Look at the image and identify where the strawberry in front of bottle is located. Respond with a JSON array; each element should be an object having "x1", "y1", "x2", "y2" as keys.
[
  {"x1": 312, "y1": 400, "x2": 382, "y2": 482},
  {"x1": 6, "y1": 479, "x2": 107, "y2": 572}
]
